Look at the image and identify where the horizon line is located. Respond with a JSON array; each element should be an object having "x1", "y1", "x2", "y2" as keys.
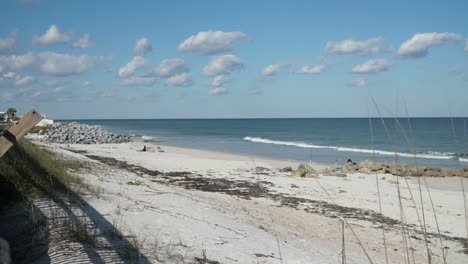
[{"x1": 55, "y1": 116, "x2": 468, "y2": 121}]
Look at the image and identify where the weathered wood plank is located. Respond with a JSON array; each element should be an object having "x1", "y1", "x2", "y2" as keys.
[{"x1": 0, "y1": 110, "x2": 43, "y2": 158}]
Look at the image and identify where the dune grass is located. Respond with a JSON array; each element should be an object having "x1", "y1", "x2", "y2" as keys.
[{"x1": 0, "y1": 139, "x2": 86, "y2": 202}]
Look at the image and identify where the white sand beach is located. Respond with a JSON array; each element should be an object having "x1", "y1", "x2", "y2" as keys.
[{"x1": 38, "y1": 141, "x2": 468, "y2": 263}]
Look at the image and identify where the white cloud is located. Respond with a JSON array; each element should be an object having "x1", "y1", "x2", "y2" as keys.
[
  {"x1": 178, "y1": 30, "x2": 248, "y2": 55},
  {"x1": 208, "y1": 87, "x2": 228, "y2": 96},
  {"x1": 296, "y1": 64, "x2": 326, "y2": 74},
  {"x1": 153, "y1": 58, "x2": 189, "y2": 77},
  {"x1": 0, "y1": 52, "x2": 36, "y2": 72},
  {"x1": 0, "y1": 92, "x2": 15, "y2": 103},
  {"x1": 133, "y1": 37, "x2": 152, "y2": 55},
  {"x1": 325, "y1": 37, "x2": 384, "y2": 56},
  {"x1": 81, "y1": 81, "x2": 90, "y2": 87},
  {"x1": 15, "y1": 75, "x2": 35, "y2": 87},
  {"x1": 0, "y1": 32, "x2": 17, "y2": 54},
  {"x1": 347, "y1": 78, "x2": 367, "y2": 87},
  {"x1": 261, "y1": 62, "x2": 291, "y2": 76},
  {"x1": 396, "y1": 32, "x2": 462, "y2": 58},
  {"x1": 166, "y1": 72, "x2": 193, "y2": 87},
  {"x1": 118, "y1": 56, "x2": 147, "y2": 78},
  {"x1": 38, "y1": 52, "x2": 102, "y2": 76},
  {"x1": 0, "y1": 72, "x2": 36, "y2": 88},
  {"x1": 352, "y1": 59, "x2": 394, "y2": 74},
  {"x1": 45, "y1": 79, "x2": 67, "y2": 88},
  {"x1": 202, "y1": 54, "x2": 243, "y2": 76},
  {"x1": 32, "y1": 25, "x2": 72, "y2": 45},
  {"x1": 248, "y1": 88, "x2": 262, "y2": 95},
  {"x1": 73, "y1": 33, "x2": 93, "y2": 49},
  {"x1": 211, "y1": 74, "x2": 231, "y2": 87},
  {"x1": 122, "y1": 76, "x2": 157, "y2": 87}
]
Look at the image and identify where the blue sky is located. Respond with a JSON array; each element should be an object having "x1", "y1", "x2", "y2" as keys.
[{"x1": 0, "y1": 0, "x2": 467, "y2": 119}]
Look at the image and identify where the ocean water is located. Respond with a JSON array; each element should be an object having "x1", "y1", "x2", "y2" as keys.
[{"x1": 61, "y1": 118, "x2": 468, "y2": 168}]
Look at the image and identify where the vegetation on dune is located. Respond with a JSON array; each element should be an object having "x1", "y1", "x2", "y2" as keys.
[{"x1": 0, "y1": 139, "x2": 84, "y2": 201}]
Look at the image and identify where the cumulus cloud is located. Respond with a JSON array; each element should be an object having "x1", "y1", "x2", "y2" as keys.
[
  {"x1": 151, "y1": 58, "x2": 193, "y2": 87},
  {"x1": 203, "y1": 55, "x2": 243, "y2": 91},
  {"x1": 133, "y1": 37, "x2": 152, "y2": 55},
  {"x1": 325, "y1": 37, "x2": 384, "y2": 56},
  {"x1": 347, "y1": 78, "x2": 367, "y2": 87},
  {"x1": 32, "y1": 25, "x2": 73, "y2": 45},
  {"x1": 38, "y1": 52, "x2": 103, "y2": 76},
  {"x1": 0, "y1": 52, "x2": 104, "y2": 77},
  {"x1": 396, "y1": 32, "x2": 462, "y2": 58},
  {"x1": 202, "y1": 54, "x2": 243, "y2": 76},
  {"x1": 166, "y1": 72, "x2": 193, "y2": 87},
  {"x1": 0, "y1": 52, "x2": 36, "y2": 73},
  {"x1": 208, "y1": 87, "x2": 228, "y2": 96},
  {"x1": 296, "y1": 64, "x2": 326, "y2": 74},
  {"x1": 211, "y1": 74, "x2": 231, "y2": 87},
  {"x1": 178, "y1": 30, "x2": 248, "y2": 55},
  {"x1": 0, "y1": 32, "x2": 17, "y2": 54},
  {"x1": 261, "y1": 62, "x2": 291, "y2": 76},
  {"x1": 81, "y1": 81, "x2": 90, "y2": 86},
  {"x1": 153, "y1": 58, "x2": 189, "y2": 77},
  {"x1": 73, "y1": 33, "x2": 93, "y2": 49},
  {"x1": 118, "y1": 56, "x2": 147, "y2": 78},
  {"x1": 0, "y1": 72, "x2": 36, "y2": 88},
  {"x1": 352, "y1": 59, "x2": 394, "y2": 74},
  {"x1": 122, "y1": 76, "x2": 157, "y2": 87}
]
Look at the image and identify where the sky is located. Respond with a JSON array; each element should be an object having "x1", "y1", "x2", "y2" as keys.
[{"x1": 0, "y1": 0, "x2": 467, "y2": 119}]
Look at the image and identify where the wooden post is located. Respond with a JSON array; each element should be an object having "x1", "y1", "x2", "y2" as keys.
[{"x1": 0, "y1": 110, "x2": 43, "y2": 158}]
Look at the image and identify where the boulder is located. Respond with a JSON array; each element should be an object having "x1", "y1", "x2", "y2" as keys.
[
  {"x1": 254, "y1": 166, "x2": 270, "y2": 174},
  {"x1": 279, "y1": 166, "x2": 293, "y2": 173},
  {"x1": 292, "y1": 164, "x2": 317, "y2": 177},
  {"x1": 424, "y1": 170, "x2": 443, "y2": 177}
]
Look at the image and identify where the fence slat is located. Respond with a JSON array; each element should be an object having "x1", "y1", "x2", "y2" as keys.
[{"x1": 0, "y1": 110, "x2": 43, "y2": 158}]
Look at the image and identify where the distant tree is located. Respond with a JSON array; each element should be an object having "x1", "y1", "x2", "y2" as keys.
[
  {"x1": 0, "y1": 113, "x2": 4, "y2": 121},
  {"x1": 6, "y1": 108, "x2": 17, "y2": 122}
]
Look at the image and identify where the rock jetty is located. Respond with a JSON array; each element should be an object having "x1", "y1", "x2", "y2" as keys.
[
  {"x1": 315, "y1": 160, "x2": 468, "y2": 178},
  {"x1": 40, "y1": 123, "x2": 131, "y2": 144}
]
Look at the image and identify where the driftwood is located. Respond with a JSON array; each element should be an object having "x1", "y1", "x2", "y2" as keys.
[{"x1": 0, "y1": 110, "x2": 42, "y2": 158}]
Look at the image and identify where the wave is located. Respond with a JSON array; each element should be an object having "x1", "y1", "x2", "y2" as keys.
[
  {"x1": 243, "y1": 137, "x2": 454, "y2": 160},
  {"x1": 460, "y1": 158, "x2": 468, "y2": 163}
]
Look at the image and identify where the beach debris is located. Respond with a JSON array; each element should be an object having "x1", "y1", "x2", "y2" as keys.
[
  {"x1": 253, "y1": 166, "x2": 270, "y2": 174},
  {"x1": 40, "y1": 122, "x2": 131, "y2": 144},
  {"x1": 127, "y1": 180, "x2": 144, "y2": 186},
  {"x1": 292, "y1": 164, "x2": 317, "y2": 177}
]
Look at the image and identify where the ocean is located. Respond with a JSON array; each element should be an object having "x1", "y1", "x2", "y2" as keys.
[{"x1": 61, "y1": 118, "x2": 468, "y2": 168}]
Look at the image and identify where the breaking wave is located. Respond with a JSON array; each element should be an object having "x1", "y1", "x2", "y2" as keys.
[{"x1": 243, "y1": 136, "x2": 457, "y2": 160}]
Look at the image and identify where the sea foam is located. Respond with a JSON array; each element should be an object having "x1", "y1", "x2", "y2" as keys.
[{"x1": 244, "y1": 136, "x2": 454, "y2": 160}]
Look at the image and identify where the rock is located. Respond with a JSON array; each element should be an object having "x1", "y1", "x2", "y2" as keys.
[
  {"x1": 254, "y1": 166, "x2": 270, "y2": 174},
  {"x1": 41, "y1": 122, "x2": 131, "y2": 144},
  {"x1": 330, "y1": 172, "x2": 347, "y2": 177},
  {"x1": 441, "y1": 169, "x2": 462, "y2": 177},
  {"x1": 424, "y1": 166, "x2": 441, "y2": 173},
  {"x1": 279, "y1": 166, "x2": 293, "y2": 173},
  {"x1": 292, "y1": 164, "x2": 317, "y2": 177},
  {"x1": 424, "y1": 170, "x2": 443, "y2": 177},
  {"x1": 358, "y1": 160, "x2": 379, "y2": 171},
  {"x1": 409, "y1": 167, "x2": 424, "y2": 177}
]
